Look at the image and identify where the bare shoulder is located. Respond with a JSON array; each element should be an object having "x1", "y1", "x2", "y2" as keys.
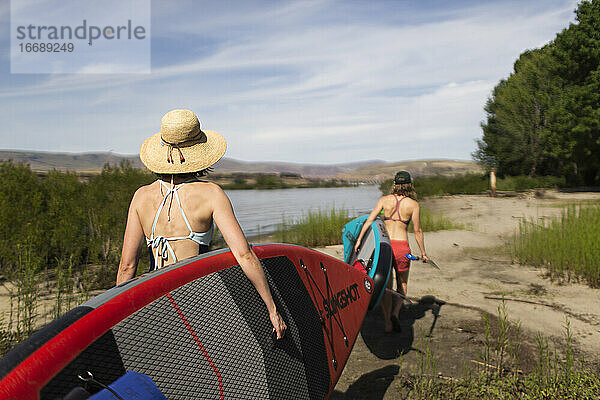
[
  {"x1": 405, "y1": 197, "x2": 419, "y2": 206},
  {"x1": 405, "y1": 197, "x2": 420, "y2": 212},
  {"x1": 122, "y1": 183, "x2": 156, "y2": 219},
  {"x1": 130, "y1": 182, "x2": 155, "y2": 205},
  {"x1": 382, "y1": 194, "x2": 396, "y2": 203},
  {"x1": 190, "y1": 180, "x2": 224, "y2": 195},
  {"x1": 187, "y1": 181, "x2": 229, "y2": 204}
]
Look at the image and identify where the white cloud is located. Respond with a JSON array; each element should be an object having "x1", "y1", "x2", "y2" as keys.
[{"x1": 0, "y1": 0, "x2": 579, "y2": 163}]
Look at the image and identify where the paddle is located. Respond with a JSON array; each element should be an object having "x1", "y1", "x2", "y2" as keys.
[{"x1": 406, "y1": 253, "x2": 440, "y2": 270}]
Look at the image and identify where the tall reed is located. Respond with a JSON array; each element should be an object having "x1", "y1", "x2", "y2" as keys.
[
  {"x1": 416, "y1": 208, "x2": 466, "y2": 232},
  {"x1": 274, "y1": 206, "x2": 463, "y2": 247},
  {"x1": 274, "y1": 207, "x2": 350, "y2": 247},
  {"x1": 52, "y1": 256, "x2": 78, "y2": 320},
  {"x1": 9, "y1": 243, "x2": 42, "y2": 340},
  {"x1": 513, "y1": 203, "x2": 600, "y2": 287},
  {"x1": 403, "y1": 310, "x2": 600, "y2": 399},
  {"x1": 410, "y1": 329, "x2": 439, "y2": 398}
]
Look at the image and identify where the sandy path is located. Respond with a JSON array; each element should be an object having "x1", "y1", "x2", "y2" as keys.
[{"x1": 321, "y1": 192, "x2": 600, "y2": 399}]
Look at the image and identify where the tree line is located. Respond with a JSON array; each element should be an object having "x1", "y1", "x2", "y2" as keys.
[
  {"x1": 474, "y1": 0, "x2": 600, "y2": 186},
  {"x1": 0, "y1": 161, "x2": 153, "y2": 287}
]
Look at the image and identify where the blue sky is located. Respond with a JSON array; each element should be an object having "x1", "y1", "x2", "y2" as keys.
[{"x1": 0, "y1": 0, "x2": 579, "y2": 164}]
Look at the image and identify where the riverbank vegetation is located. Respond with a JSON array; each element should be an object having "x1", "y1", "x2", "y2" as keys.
[
  {"x1": 0, "y1": 161, "x2": 151, "y2": 351},
  {"x1": 513, "y1": 203, "x2": 600, "y2": 288},
  {"x1": 418, "y1": 208, "x2": 467, "y2": 232},
  {"x1": 378, "y1": 173, "x2": 564, "y2": 198},
  {"x1": 0, "y1": 161, "x2": 153, "y2": 287},
  {"x1": 400, "y1": 305, "x2": 600, "y2": 399},
  {"x1": 215, "y1": 172, "x2": 355, "y2": 190},
  {"x1": 274, "y1": 208, "x2": 350, "y2": 247},
  {"x1": 273, "y1": 206, "x2": 465, "y2": 248},
  {"x1": 474, "y1": 0, "x2": 600, "y2": 187}
]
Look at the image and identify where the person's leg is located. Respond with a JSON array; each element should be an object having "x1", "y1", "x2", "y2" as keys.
[
  {"x1": 392, "y1": 267, "x2": 409, "y2": 318},
  {"x1": 381, "y1": 267, "x2": 395, "y2": 332}
]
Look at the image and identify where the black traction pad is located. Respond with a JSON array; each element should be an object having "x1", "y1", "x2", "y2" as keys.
[{"x1": 41, "y1": 256, "x2": 330, "y2": 400}]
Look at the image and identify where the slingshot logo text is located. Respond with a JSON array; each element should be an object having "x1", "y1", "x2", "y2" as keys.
[{"x1": 323, "y1": 283, "x2": 360, "y2": 319}]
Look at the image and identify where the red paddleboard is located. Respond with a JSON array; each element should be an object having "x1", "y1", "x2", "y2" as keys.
[{"x1": 0, "y1": 244, "x2": 372, "y2": 399}]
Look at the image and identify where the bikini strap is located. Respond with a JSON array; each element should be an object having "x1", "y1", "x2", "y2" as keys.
[
  {"x1": 148, "y1": 179, "x2": 200, "y2": 269},
  {"x1": 152, "y1": 178, "x2": 198, "y2": 234},
  {"x1": 391, "y1": 195, "x2": 403, "y2": 220}
]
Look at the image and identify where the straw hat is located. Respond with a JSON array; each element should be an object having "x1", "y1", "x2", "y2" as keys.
[{"x1": 140, "y1": 109, "x2": 226, "y2": 174}]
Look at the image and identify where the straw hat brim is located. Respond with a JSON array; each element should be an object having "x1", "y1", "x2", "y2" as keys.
[{"x1": 140, "y1": 129, "x2": 226, "y2": 174}]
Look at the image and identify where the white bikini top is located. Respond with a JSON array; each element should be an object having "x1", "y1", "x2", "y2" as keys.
[{"x1": 146, "y1": 179, "x2": 213, "y2": 270}]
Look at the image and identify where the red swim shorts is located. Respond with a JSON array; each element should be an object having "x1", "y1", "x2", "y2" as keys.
[{"x1": 391, "y1": 240, "x2": 411, "y2": 272}]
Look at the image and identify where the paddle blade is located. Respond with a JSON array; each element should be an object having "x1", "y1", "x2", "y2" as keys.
[{"x1": 427, "y1": 259, "x2": 441, "y2": 269}]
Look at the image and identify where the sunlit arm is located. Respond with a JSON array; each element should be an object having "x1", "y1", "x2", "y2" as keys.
[
  {"x1": 354, "y1": 198, "x2": 384, "y2": 252},
  {"x1": 411, "y1": 203, "x2": 429, "y2": 262},
  {"x1": 116, "y1": 191, "x2": 144, "y2": 286}
]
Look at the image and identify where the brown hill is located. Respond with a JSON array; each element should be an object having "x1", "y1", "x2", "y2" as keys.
[
  {"x1": 0, "y1": 150, "x2": 385, "y2": 177},
  {"x1": 0, "y1": 150, "x2": 481, "y2": 180},
  {"x1": 338, "y1": 159, "x2": 483, "y2": 181},
  {"x1": 0, "y1": 150, "x2": 143, "y2": 174}
]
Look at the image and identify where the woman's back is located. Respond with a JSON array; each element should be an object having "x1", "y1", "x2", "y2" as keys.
[
  {"x1": 133, "y1": 179, "x2": 218, "y2": 265},
  {"x1": 382, "y1": 194, "x2": 417, "y2": 241},
  {"x1": 118, "y1": 109, "x2": 286, "y2": 339}
]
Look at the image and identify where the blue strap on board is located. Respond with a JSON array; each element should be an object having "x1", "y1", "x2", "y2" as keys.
[
  {"x1": 88, "y1": 371, "x2": 167, "y2": 400},
  {"x1": 405, "y1": 253, "x2": 418, "y2": 261}
]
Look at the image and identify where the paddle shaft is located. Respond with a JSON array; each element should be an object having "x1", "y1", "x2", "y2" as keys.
[{"x1": 406, "y1": 253, "x2": 440, "y2": 269}]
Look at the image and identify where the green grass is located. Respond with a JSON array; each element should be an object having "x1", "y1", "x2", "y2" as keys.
[
  {"x1": 417, "y1": 208, "x2": 468, "y2": 232},
  {"x1": 405, "y1": 367, "x2": 600, "y2": 399},
  {"x1": 274, "y1": 208, "x2": 351, "y2": 247},
  {"x1": 497, "y1": 175, "x2": 565, "y2": 192},
  {"x1": 513, "y1": 203, "x2": 600, "y2": 287},
  {"x1": 402, "y1": 304, "x2": 600, "y2": 399},
  {"x1": 274, "y1": 206, "x2": 464, "y2": 247}
]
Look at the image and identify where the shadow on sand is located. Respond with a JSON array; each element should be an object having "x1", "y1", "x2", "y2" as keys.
[
  {"x1": 330, "y1": 365, "x2": 400, "y2": 400},
  {"x1": 360, "y1": 295, "x2": 445, "y2": 360}
]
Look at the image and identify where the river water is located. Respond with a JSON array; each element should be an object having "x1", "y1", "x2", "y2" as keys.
[{"x1": 225, "y1": 185, "x2": 382, "y2": 237}]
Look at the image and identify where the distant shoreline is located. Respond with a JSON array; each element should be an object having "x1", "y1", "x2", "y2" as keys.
[{"x1": 0, "y1": 150, "x2": 482, "y2": 182}]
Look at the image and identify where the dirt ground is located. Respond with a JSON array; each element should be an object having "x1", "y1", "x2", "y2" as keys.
[{"x1": 317, "y1": 191, "x2": 600, "y2": 399}]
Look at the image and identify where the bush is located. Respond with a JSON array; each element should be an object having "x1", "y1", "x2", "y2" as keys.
[
  {"x1": 380, "y1": 174, "x2": 565, "y2": 197},
  {"x1": 0, "y1": 161, "x2": 154, "y2": 283}
]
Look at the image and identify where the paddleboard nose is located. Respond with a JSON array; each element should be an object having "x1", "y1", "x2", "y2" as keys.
[{"x1": 351, "y1": 259, "x2": 368, "y2": 274}]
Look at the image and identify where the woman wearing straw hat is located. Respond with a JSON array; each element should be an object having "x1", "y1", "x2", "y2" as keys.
[
  {"x1": 116, "y1": 109, "x2": 286, "y2": 338},
  {"x1": 353, "y1": 171, "x2": 429, "y2": 333}
]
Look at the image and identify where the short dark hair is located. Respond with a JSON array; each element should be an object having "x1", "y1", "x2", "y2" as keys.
[
  {"x1": 394, "y1": 170, "x2": 412, "y2": 184},
  {"x1": 154, "y1": 167, "x2": 212, "y2": 181}
]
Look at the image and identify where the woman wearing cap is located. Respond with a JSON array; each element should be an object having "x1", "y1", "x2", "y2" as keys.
[
  {"x1": 116, "y1": 109, "x2": 286, "y2": 338},
  {"x1": 353, "y1": 171, "x2": 429, "y2": 333}
]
